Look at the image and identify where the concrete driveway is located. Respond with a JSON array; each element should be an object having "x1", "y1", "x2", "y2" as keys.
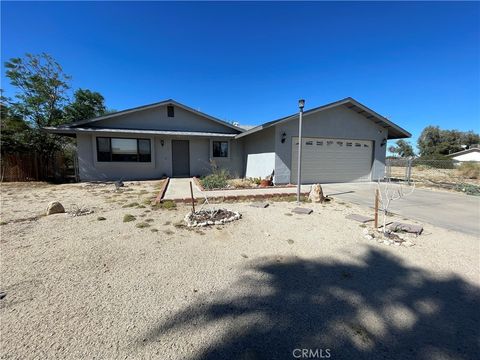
[{"x1": 322, "y1": 182, "x2": 480, "y2": 236}]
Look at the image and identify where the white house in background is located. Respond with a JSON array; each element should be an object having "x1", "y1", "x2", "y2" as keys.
[{"x1": 447, "y1": 148, "x2": 480, "y2": 162}]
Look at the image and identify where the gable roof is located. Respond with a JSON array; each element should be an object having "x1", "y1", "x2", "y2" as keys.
[
  {"x1": 56, "y1": 99, "x2": 245, "y2": 133},
  {"x1": 446, "y1": 147, "x2": 480, "y2": 157},
  {"x1": 235, "y1": 97, "x2": 411, "y2": 140}
]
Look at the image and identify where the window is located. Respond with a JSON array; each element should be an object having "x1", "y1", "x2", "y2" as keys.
[
  {"x1": 327, "y1": 141, "x2": 334, "y2": 146},
  {"x1": 306, "y1": 141, "x2": 313, "y2": 145},
  {"x1": 212, "y1": 141, "x2": 228, "y2": 157},
  {"x1": 337, "y1": 141, "x2": 343, "y2": 146},
  {"x1": 363, "y1": 144, "x2": 369, "y2": 148},
  {"x1": 96, "y1": 137, "x2": 151, "y2": 162},
  {"x1": 355, "y1": 143, "x2": 362, "y2": 147},
  {"x1": 346, "y1": 142, "x2": 353, "y2": 147},
  {"x1": 316, "y1": 141, "x2": 323, "y2": 146},
  {"x1": 97, "y1": 137, "x2": 111, "y2": 162},
  {"x1": 167, "y1": 105, "x2": 174, "y2": 117}
]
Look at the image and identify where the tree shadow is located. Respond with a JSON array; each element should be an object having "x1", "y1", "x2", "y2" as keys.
[{"x1": 142, "y1": 248, "x2": 479, "y2": 360}]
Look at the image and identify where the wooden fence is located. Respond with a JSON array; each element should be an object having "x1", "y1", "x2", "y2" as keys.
[{"x1": 0, "y1": 152, "x2": 78, "y2": 182}]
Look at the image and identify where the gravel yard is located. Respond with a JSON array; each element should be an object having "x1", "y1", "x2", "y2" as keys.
[{"x1": 1, "y1": 182, "x2": 479, "y2": 359}]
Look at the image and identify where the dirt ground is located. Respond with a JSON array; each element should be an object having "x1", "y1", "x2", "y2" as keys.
[
  {"x1": 1, "y1": 181, "x2": 479, "y2": 359},
  {"x1": 390, "y1": 165, "x2": 479, "y2": 188}
]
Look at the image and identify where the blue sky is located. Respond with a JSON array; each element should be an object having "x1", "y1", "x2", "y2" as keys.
[{"x1": 2, "y1": 1, "x2": 479, "y2": 149}]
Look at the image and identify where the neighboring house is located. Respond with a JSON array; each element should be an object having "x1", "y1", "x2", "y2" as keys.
[
  {"x1": 44, "y1": 97, "x2": 410, "y2": 184},
  {"x1": 447, "y1": 148, "x2": 480, "y2": 162}
]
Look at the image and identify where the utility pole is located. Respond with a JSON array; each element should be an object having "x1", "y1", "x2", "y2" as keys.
[{"x1": 296, "y1": 99, "x2": 305, "y2": 203}]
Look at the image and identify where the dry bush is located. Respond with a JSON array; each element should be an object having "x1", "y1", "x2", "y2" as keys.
[
  {"x1": 227, "y1": 178, "x2": 255, "y2": 189},
  {"x1": 458, "y1": 162, "x2": 480, "y2": 179}
]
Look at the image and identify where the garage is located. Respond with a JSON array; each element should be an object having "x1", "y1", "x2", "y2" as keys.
[{"x1": 291, "y1": 137, "x2": 373, "y2": 183}]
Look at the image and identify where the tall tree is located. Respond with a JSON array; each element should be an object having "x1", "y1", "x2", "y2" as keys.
[
  {"x1": 64, "y1": 88, "x2": 106, "y2": 122},
  {"x1": 0, "y1": 100, "x2": 32, "y2": 154},
  {"x1": 418, "y1": 126, "x2": 479, "y2": 157},
  {"x1": 4, "y1": 53, "x2": 71, "y2": 157},
  {"x1": 394, "y1": 139, "x2": 415, "y2": 157}
]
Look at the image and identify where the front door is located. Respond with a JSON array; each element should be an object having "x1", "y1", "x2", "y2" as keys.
[{"x1": 172, "y1": 140, "x2": 190, "y2": 177}]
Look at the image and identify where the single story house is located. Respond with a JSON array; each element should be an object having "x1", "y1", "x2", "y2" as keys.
[
  {"x1": 44, "y1": 97, "x2": 410, "y2": 184},
  {"x1": 446, "y1": 147, "x2": 480, "y2": 162}
]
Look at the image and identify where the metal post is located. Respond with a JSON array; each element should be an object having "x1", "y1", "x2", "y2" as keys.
[
  {"x1": 189, "y1": 181, "x2": 196, "y2": 213},
  {"x1": 406, "y1": 158, "x2": 412, "y2": 185},
  {"x1": 296, "y1": 100, "x2": 305, "y2": 203}
]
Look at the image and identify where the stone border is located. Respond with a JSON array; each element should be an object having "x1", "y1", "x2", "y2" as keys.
[
  {"x1": 184, "y1": 210, "x2": 242, "y2": 227},
  {"x1": 192, "y1": 176, "x2": 204, "y2": 191},
  {"x1": 192, "y1": 176, "x2": 296, "y2": 192},
  {"x1": 169, "y1": 191, "x2": 310, "y2": 204},
  {"x1": 154, "y1": 177, "x2": 170, "y2": 204}
]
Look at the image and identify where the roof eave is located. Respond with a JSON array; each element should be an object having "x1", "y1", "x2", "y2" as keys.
[{"x1": 62, "y1": 99, "x2": 244, "y2": 133}]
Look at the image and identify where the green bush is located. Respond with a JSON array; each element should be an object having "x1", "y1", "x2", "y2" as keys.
[
  {"x1": 458, "y1": 162, "x2": 480, "y2": 179},
  {"x1": 413, "y1": 155, "x2": 455, "y2": 169},
  {"x1": 200, "y1": 168, "x2": 230, "y2": 190},
  {"x1": 454, "y1": 183, "x2": 480, "y2": 196}
]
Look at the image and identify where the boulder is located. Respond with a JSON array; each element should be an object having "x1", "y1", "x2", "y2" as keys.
[
  {"x1": 46, "y1": 201, "x2": 65, "y2": 215},
  {"x1": 309, "y1": 184, "x2": 325, "y2": 203}
]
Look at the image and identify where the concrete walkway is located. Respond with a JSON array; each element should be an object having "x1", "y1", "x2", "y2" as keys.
[{"x1": 164, "y1": 178, "x2": 480, "y2": 236}]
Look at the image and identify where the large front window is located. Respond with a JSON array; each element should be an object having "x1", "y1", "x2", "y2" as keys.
[
  {"x1": 212, "y1": 141, "x2": 228, "y2": 158},
  {"x1": 96, "y1": 137, "x2": 151, "y2": 162}
]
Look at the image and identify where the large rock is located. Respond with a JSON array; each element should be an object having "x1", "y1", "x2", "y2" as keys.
[
  {"x1": 308, "y1": 184, "x2": 325, "y2": 203},
  {"x1": 46, "y1": 201, "x2": 65, "y2": 215}
]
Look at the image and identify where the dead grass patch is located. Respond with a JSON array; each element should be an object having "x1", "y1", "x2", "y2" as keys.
[
  {"x1": 123, "y1": 214, "x2": 136, "y2": 222},
  {"x1": 135, "y1": 222, "x2": 151, "y2": 229},
  {"x1": 122, "y1": 202, "x2": 140, "y2": 208}
]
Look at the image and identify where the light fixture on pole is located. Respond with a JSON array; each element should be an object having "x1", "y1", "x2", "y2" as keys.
[{"x1": 296, "y1": 99, "x2": 305, "y2": 203}]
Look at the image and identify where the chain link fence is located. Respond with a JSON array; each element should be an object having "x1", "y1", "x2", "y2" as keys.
[{"x1": 385, "y1": 158, "x2": 480, "y2": 195}]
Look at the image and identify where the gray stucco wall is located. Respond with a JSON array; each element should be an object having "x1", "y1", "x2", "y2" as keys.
[
  {"x1": 92, "y1": 105, "x2": 238, "y2": 134},
  {"x1": 208, "y1": 138, "x2": 245, "y2": 178},
  {"x1": 273, "y1": 106, "x2": 387, "y2": 184},
  {"x1": 77, "y1": 132, "x2": 159, "y2": 181},
  {"x1": 76, "y1": 132, "x2": 244, "y2": 181},
  {"x1": 243, "y1": 126, "x2": 276, "y2": 178}
]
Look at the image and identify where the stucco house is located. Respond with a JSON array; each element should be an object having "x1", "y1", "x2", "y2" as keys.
[
  {"x1": 446, "y1": 147, "x2": 480, "y2": 162},
  {"x1": 44, "y1": 97, "x2": 410, "y2": 184}
]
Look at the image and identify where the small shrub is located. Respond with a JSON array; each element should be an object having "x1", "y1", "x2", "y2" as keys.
[
  {"x1": 97, "y1": 216, "x2": 106, "y2": 221},
  {"x1": 145, "y1": 218, "x2": 154, "y2": 223},
  {"x1": 123, "y1": 214, "x2": 136, "y2": 222},
  {"x1": 150, "y1": 228, "x2": 159, "y2": 232},
  {"x1": 164, "y1": 229, "x2": 175, "y2": 235},
  {"x1": 135, "y1": 222, "x2": 151, "y2": 228},
  {"x1": 228, "y1": 178, "x2": 255, "y2": 189},
  {"x1": 151, "y1": 200, "x2": 177, "y2": 210},
  {"x1": 122, "y1": 202, "x2": 139, "y2": 208},
  {"x1": 250, "y1": 177, "x2": 262, "y2": 185},
  {"x1": 458, "y1": 162, "x2": 480, "y2": 179},
  {"x1": 201, "y1": 170, "x2": 230, "y2": 190},
  {"x1": 454, "y1": 183, "x2": 480, "y2": 196},
  {"x1": 136, "y1": 205, "x2": 146, "y2": 209}
]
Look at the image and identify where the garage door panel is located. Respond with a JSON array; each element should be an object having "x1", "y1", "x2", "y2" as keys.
[{"x1": 291, "y1": 137, "x2": 373, "y2": 183}]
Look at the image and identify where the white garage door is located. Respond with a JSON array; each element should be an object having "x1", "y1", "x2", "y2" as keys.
[{"x1": 291, "y1": 137, "x2": 373, "y2": 183}]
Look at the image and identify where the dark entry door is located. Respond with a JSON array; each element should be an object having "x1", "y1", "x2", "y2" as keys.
[{"x1": 172, "y1": 140, "x2": 190, "y2": 177}]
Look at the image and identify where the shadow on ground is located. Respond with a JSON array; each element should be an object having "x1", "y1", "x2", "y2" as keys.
[{"x1": 142, "y1": 248, "x2": 479, "y2": 360}]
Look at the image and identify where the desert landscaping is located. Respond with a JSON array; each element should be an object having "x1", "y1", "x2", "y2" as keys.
[{"x1": 1, "y1": 181, "x2": 479, "y2": 359}]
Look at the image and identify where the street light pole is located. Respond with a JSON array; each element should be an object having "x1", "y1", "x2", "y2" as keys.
[{"x1": 296, "y1": 99, "x2": 305, "y2": 204}]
